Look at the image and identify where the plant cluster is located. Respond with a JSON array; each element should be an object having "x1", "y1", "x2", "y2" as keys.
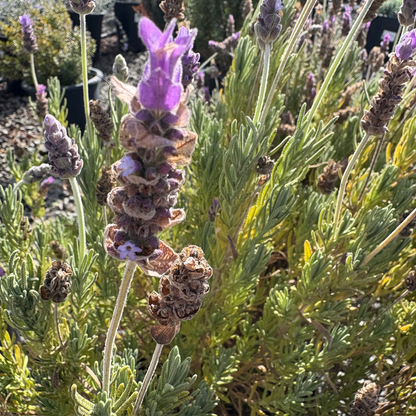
[
  {"x1": 3, "y1": 0, "x2": 416, "y2": 415},
  {"x1": 0, "y1": 0, "x2": 95, "y2": 86}
]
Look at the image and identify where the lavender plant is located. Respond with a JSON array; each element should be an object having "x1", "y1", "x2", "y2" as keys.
[{"x1": 5, "y1": 0, "x2": 416, "y2": 414}]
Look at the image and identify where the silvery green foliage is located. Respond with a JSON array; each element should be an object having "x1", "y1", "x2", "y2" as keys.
[{"x1": 3, "y1": 0, "x2": 416, "y2": 415}]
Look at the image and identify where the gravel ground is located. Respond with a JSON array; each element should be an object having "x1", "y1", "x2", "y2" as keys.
[{"x1": 0, "y1": 17, "x2": 146, "y2": 218}]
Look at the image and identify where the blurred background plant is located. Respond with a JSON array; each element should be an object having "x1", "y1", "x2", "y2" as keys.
[{"x1": 0, "y1": 0, "x2": 95, "y2": 86}]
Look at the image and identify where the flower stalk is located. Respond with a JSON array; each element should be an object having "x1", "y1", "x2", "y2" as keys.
[
  {"x1": 253, "y1": 43, "x2": 271, "y2": 124},
  {"x1": 80, "y1": 15, "x2": 93, "y2": 139},
  {"x1": 333, "y1": 132, "x2": 371, "y2": 236},
  {"x1": 102, "y1": 260, "x2": 136, "y2": 394},
  {"x1": 133, "y1": 343, "x2": 163, "y2": 414},
  {"x1": 69, "y1": 177, "x2": 86, "y2": 260},
  {"x1": 30, "y1": 53, "x2": 38, "y2": 90},
  {"x1": 362, "y1": 207, "x2": 416, "y2": 266},
  {"x1": 54, "y1": 303, "x2": 64, "y2": 348}
]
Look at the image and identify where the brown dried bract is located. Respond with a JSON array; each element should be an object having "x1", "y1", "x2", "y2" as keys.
[
  {"x1": 317, "y1": 160, "x2": 341, "y2": 195},
  {"x1": 40, "y1": 260, "x2": 72, "y2": 303}
]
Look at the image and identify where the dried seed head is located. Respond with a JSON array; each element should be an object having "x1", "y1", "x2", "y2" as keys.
[
  {"x1": 359, "y1": 0, "x2": 389, "y2": 23},
  {"x1": 50, "y1": 240, "x2": 67, "y2": 260},
  {"x1": 361, "y1": 54, "x2": 416, "y2": 136},
  {"x1": 160, "y1": 0, "x2": 185, "y2": 22},
  {"x1": 148, "y1": 245, "x2": 213, "y2": 344},
  {"x1": 40, "y1": 260, "x2": 72, "y2": 303},
  {"x1": 90, "y1": 100, "x2": 114, "y2": 143},
  {"x1": 350, "y1": 381, "x2": 380, "y2": 416},
  {"x1": 399, "y1": 212, "x2": 416, "y2": 237},
  {"x1": 96, "y1": 166, "x2": 116, "y2": 206},
  {"x1": 256, "y1": 156, "x2": 275, "y2": 175},
  {"x1": 69, "y1": 0, "x2": 96, "y2": 15},
  {"x1": 330, "y1": 0, "x2": 342, "y2": 15},
  {"x1": 22, "y1": 163, "x2": 51, "y2": 185},
  {"x1": 405, "y1": 269, "x2": 416, "y2": 291},
  {"x1": 243, "y1": 0, "x2": 253, "y2": 19},
  {"x1": 399, "y1": 0, "x2": 416, "y2": 25},
  {"x1": 317, "y1": 160, "x2": 341, "y2": 195},
  {"x1": 368, "y1": 47, "x2": 385, "y2": 73}
]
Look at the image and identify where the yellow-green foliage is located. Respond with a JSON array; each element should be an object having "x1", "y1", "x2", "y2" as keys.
[{"x1": 0, "y1": 0, "x2": 95, "y2": 86}]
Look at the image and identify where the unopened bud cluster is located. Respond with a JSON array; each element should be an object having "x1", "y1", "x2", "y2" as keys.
[
  {"x1": 254, "y1": 0, "x2": 283, "y2": 50},
  {"x1": 22, "y1": 163, "x2": 51, "y2": 185},
  {"x1": 18, "y1": 14, "x2": 38, "y2": 54}
]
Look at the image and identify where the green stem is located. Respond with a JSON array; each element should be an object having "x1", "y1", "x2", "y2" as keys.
[
  {"x1": 30, "y1": 53, "x2": 38, "y2": 91},
  {"x1": 80, "y1": 15, "x2": 93, "y2": 140},
  {"x1": 54, "y1": 303, "x2": 64, "y2": 348},
  {"x1": 13, "y1": 180, "x2": 24, "y2": 194},
  {"x1": 306, "y1": 0, "x2": 375, "y2": 126},
  {"x1": 334, "y1": 132, "x2": 371, "y2": 237},
  {"x1": 260, "y1": 0, "x2": 317, "y2": 123},
  {"x1": 133, "y1": 343, "x2": 164, "y2": 415},
  {"x1": 253, "y1": 43, "x2": 271, "y2": 124},
  {"x1": 362, "y1": 207, "x2": 416, "y2": 266},
  {"x1": 199, "y1": 52, "x2": 218, "y2": 71},
  {"x1": 69, "y1": 177, "x2": 86, "y2": 260},
  {"x1": 102, "y1": 260, "x2": 137, "y2": 394},
  {"x1": 392, "y1": 25, "x2": 403, "y2": 51}
]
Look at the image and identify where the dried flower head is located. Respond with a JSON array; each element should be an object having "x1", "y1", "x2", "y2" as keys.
[
  {"x1": 90, "y1": 100, "x2": 114, "y2": 143},
  {"x1": 330, "y1": 0, "x2": 342, "y2": 15},
  {"x1": 69, "y1": 0, "x2": 96, "y2": 15},
  {"x1": 18, "y1": 14, "x2": 38, "y2": 54},
  {"x1": 256, "y1": 156, "x2": 275, "y2": 175},
  {"x1": 359, "y1": 0, "x2": 389, "y2": 23},
  {"x1": 317, "y1": 160, "x2": 341, "y2": 195},
  {"x1": 160, "y1": 0, "x2": 185, "y2": 22},
  {"x1": 50, "y1": 240, "x2": 67, "y2": 260},
  {"x1": 44, "y1": 114, "x2": 83, "y2": 179},
  {"x1": 350, "y1": 381, "x2": 380, "y2": 416},
  {"x1": 113, "y1": 54, "x2": 129, "y2": 82},
  {"x1": 399, "y1": 0, "x2": 416, "y2": 26},
  {"x1": 36, "y1": 84, "x2": 48, "y2": 121},
  {"x1": 361, "y1": 32, "x2": 416, "y2": 136},
  {"x1": 243, "y1": 0, "x2": 253, "y2": 18},
  {"x1": 22, "y1": 163, "x2": 51, "y2": 185},
  {"x1": 254, "y1": 0, "x2": 283, "y2": 50},
  {"x1": 399, "y1": 211, "x2": 416, "y2": 237},
  {"x1": 405, "y1": 268, "x2": 416, "y2": 291},
  {"x1": 368, "y1": 47, "x2": 385, "y2": 73},
  {"x1": 96, "y1": 166, "x2": 116, "y2": 206},
  {"x1": 40, "y1": 261, "x2": 72, "y2": 303},
  {"x1": 148, "y1": 246, "x2": 213, "y2": 344}
]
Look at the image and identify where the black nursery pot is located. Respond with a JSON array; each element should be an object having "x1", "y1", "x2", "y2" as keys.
[
  {"x1": 69, "y1": 10, "x2": 104, "y2": 65},
  {"x1": 114, "y1": 1, "x2": 144, "y2": 52},
  {"x1": 366, "y1": 16, "x2": 400, "y2": 54},
  {"x1": 22, "y1": 68, "x2": 103, "y2": 131}
]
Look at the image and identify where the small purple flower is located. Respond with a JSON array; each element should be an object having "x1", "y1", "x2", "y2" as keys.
[
  {"x1": 177, "y1": 26, "x2": 200, "y2": 88},
  {"x1": 40, "y1": 176, "x2": 55, "y2": 187},
  {"x1": 118, "y1": 241, "x2": 143, "y2": 261},
  {"x1": 18, "y1": 14, "x2": 38, "y2": 54},
  {"x1": 342, "y1": 6, "x2": 352, "y2": 36},
  {"x1": 208, "y1": 198, "x2": 221, "y2": 221},
  {"x1": 322, "y1": 19, "x2": 329, "y2": 33},
  {"x1": 396, "y1": 29, "x2": 416, "y2": 61},
  {"x1": 138, "y1": 17, "x2": 196, "y2": 112},
  {"x1": 119, "y1": 156, "x2": 141, "y2": 176},
  {"x1": 37, "y1": 84, "x2": 46, "y2": 95},
  {"x1": 380, "y1": 33, "x2": 391, "y2": 54},
  {"x1": 0, "y1": 267, "x2": 5, "y2": 277},
  {"x1": 307, "y1": 72, "x2": 316, "y2": 83}
]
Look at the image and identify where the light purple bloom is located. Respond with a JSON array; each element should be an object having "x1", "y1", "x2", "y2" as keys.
[
  {"x1": 323, "y1": 20, "x2": 329, "y2": 33},
  {"x1": 177, "y1": 26, "x2": 200, "y2": 88},
  {"x1": 381, "y1": 33, "x2": 391, "y2": 54},
  {"x1": 40, "y1": 176, "x2": 55, "y2": 187},
  {"x1": 138, "y1": 17, "x2": 196, "y2": 112},
  {"x1": 307, "y1": 72, "x2": 316, "y2": 83},
  {"x1": 118, "y1": 241, "x2": 143, "y2": 261},
  {"x1": 19, "y1": 14, "x2": 38, "y2": 54},
  {"x1": 0, "y1": 267, "x2": 5, "y2": 277},
  {"x1": 396, "y1": 29, "x2": 416, "y2": 61},
  {"x1": 37, "y1": 84, "x2": 46, "y2": 95},
  {"x1": 119, "y1": 156, "x2": 141, "y2": 177}
]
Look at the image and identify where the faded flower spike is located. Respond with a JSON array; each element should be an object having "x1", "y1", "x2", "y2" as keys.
[
  {"x1": 44, "y1": 114, "x2": 83, "y2": 179},
  {"x1": 405, "y1": 268, "x2": 416, "y2": 291},
  {"x1": 226, "y1": 14, "x2": 235, "y2": 38},
  {"x1": 89, "y1": 100, "x2": 114, "y2": 143},
  {"x1": 341, "y1": 6, "x2": 352, "y2": 36},
  {"x1": 107, "y1": 17, "x2": 198, "y2": 276},
  {"x1": 22, "y1": 163, "x2": 51, "y2": 185},
  {"x1": 399, "y1": 0, "x2": 416, "y2": 26},
  {"x1": 69, "y1": 0, "x2": 95, "y2": 15},
  {"x1": 208, "y1": 32, "x2": 240, "y2": 55},
  {"x1": 112, "y1": 54, "x2": 129, "y2": 82},
  {"x1": 160, "y1": 0, "x2": 185, "y2": 22},
  {"x1": 40, "y1": 261, "x2": 72, "y2": 303},
  {"x1": 96, "y1": 167, "x2": 115, "y2": 206},
  {"x1": 254, "y1": 0, "x2": 283, "y2": 50},
  {"x1": 148, "y1": 245, "x2": 213, "y2": 344},
  {"x1": 36, "y1": 84, "x2": 48, "y2": 121},
  {"x1": 361, "y1": 30, "x2": 416, "y2": 136},
  {"x1": 350, "y1": 381, "x2": 380, "y2": 416},
  {"x1": 317, "y1": 160, "x2": 341, "y2": 195},
  {"x1": 18, "y1": 14, "x2": 38, "y2": 54}
]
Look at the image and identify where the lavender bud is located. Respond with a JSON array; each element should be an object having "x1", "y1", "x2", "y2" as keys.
[
  {"x1": 254, "y1": 0, "x2": 283, "y2": 50},
  {"x1": 226, "y1": 14, "x2": 235, "y2": 38},
  {"x1": 341, "y1": 6, "x2": 352, "y2": 37},
  {"x1": 44, "y1": 114, "x2": 83, "y2": 179},
  {"x1": 380, "y1": 33, "x2": 391, "y2": 55},
  {"x1": 208, "y1": 198, "x2": 221, "y2": 221},
  {"x1": 113, "y1": 54, "x2": 129, "y2": 82},
  {"x1": 22, "y1": 163, "x2": 51, "y2": 184},
  {"x1": 18, "y1": 14, "x2": 38, "y2": 54},
  {"x1": 69, "y1": 0, "x2": 96, "y2": 15},
  {"x1": 399, "y1": 0, "x2": 416, "y2": 26}
]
